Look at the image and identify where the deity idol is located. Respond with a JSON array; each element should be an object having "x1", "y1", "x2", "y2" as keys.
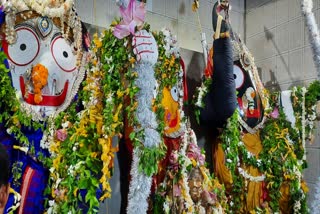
[
  {"x1": 0, "y1": 0, "x2": 91, "y2": 213},
  {"x1": 196, "y1": 1, "x2": 318, "y2": 213},
  {"x1": 89, "y1": 0, "x2": 195, "y2": 213}
]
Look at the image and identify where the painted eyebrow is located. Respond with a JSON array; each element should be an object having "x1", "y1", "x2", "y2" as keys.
[
  {"x1": 51, "y1": 32, "x2": 62, "y2": 43},
  {"x1": 50, "y1": 32, "x2": 72, "y2": 46}
]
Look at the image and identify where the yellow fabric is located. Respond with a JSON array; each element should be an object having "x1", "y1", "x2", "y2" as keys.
[
  {"x1": 242, "y1": 132, "x2": 263, "y2": 212},
  {"x1": 214, "y1": 143, "x2": 233, "y2": 190},
  {"x1": 214, "y1": 132, "x2": 264, "y2": 212},
  {"x1": 279, "y1": 182, "x2": 291, "y2": 214},
  {"x1": 242, "y1": 132, "x2": 262, "y2": 156},
  {"x1": 244, "y1": 166, "x2": 263, "y2": 212}
]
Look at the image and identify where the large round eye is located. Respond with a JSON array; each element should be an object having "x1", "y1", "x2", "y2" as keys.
[
  {"x1": 170, "y1": 86, "x2": 179, "y2": 102},
  {"x1": 51, "y1": 36, "x2": 76, "y2": 72},
  {"x1": 233, "y1": 65, "x2": 245, "y2": 89},
  {"x1": 6, "y1": 27, "x2": 39, "y2": 66}
]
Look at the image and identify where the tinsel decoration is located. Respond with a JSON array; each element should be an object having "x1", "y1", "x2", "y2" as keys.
[
  {"x1": 301, "y1": 0, "x2": 320, "y2": 79},
  {"x1": 127, "y1": 62, "x2": 161, "y2": 214}
]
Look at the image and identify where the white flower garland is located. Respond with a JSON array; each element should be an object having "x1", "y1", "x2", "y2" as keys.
[
  {"x1": 238, "y1": 167, "x2": 265, "y2": 182},
  {"x1": 179, "y1": 129, "x2": 198, "y2": 213},
  {"x1": 162, "y1": 128, "x2": 223, "y2": 214},
  {"x1": 301, "y1": 87, "x2": 307, "y2": 161},
  {"x1": 195, "y1": 83, "x2": 208, "y2": 108},
  {"x1": 293, "y1": 165, "x2": 305, "y2": 214},
  {"x1": 11, "y1": 0, "x2": 73, "y2": 18},
  {"x1": 162, "y1": 28, "x2": 180, "y2": 58}
]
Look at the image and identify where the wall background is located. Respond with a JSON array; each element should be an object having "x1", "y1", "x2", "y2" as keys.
[{"x1": 76, "y1": 0, "x2": 244, "y2": 52}]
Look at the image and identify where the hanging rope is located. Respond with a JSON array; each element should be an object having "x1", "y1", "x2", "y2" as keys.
[{"x1": 192, "y1": 0, "x2": 209, "y2": 68}]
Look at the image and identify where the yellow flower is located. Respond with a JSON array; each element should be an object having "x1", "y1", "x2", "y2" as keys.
[
  {"x1": 91, "y1": 152, "x2": 98, "y2": 158},
  {"x1": 191, "y1": 159, "x2": 197, "y2": 167},
  {"x1": 92, "y1": 59, "x2": 97, "y2": 66},
  {"x1": 99, "y1": 192, "x2": 111, "y2": 201},
  {"x1": 192, "y1": 0, "x2": 199, "y2": 12},
  {"x1": 52, "y1": 155, "x2": 61, "y2": 170},
  {"x1": 301, "y1": 181, "x2": 309, "y2": 193},
  {"x1": 73, "y1": 188, "x2": 78, "y2": 197},
  {"x1": 169, "y1": 55, "x2": 175, "y2": 67},
  {"x1": 129, "y1": 57, "x2": 136, "y2": 64},
  {"x1": 113, "y1": 104, "x2": 123, "y2": 122},
  {"x1": 111, "y1": 20, "x2": 118, "y2": 26},
  {"x1": 94, "y1": 38, "x2": 102, "y2": 48},
  {"x1": 117, "y1": 90, "x2": 124, "y2": 98}
]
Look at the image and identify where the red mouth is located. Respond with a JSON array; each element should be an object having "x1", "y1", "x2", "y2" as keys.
[
  {"x1": 20, "y1": 76, "x2": 68, "y2": 106},
  {"x1": 237, "y1": 97, "x2": 261, "y2": 118},
  {"x1": 166, "y1": 110, "x2": 178, "y2": 128}
]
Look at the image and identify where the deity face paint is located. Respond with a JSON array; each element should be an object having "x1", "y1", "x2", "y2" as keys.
[
  {"x1": 2, "y1": 14, "x2": 86, "y2": 120},
  {"x1": 162, "y1": 86, "x2": 181, "y2": 135},
  {"x1": 233, "y1": 60, "x2": 264, "y2": 129}
]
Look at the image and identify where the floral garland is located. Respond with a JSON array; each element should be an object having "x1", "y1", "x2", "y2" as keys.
[
  {"x1": 219, "y1": 88, "x2": 314, "y2": 213},
  {"x1": 291, "y1": 81, "x2": 320, "y2": 149},
  {"x1": 219, "y1": 111, "x2": 243, "y2": 211},
  {"x1": 154, "y1": 27, "x2": 186, "y2": 138},
  {"x1": 154, "y1": 127, "x2": 227, "y2": 214},
  {"x1": 0, "y1": 2, "x2": 111, "y2": 212},
  {"x1": 43, "y1": 34, "x2": 118, "y2": 213},
  {"x1": 193, "y1": 78, "x2": 212, "y2": 124},
  {"x1": 97, "y1": 16, "x2": 186, "y2": 212}
]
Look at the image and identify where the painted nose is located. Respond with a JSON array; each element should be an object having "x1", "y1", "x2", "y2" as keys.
[{"x1": 31, "y1": 63, "x2": 49, "y2": 104}]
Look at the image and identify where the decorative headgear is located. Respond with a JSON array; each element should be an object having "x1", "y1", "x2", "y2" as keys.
[{"x1": 1, "y1": 0, "x2": 83, "y2": 62}]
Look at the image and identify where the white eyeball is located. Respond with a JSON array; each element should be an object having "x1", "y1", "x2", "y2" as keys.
[
  {"x1": 170, "y1": 86, "x2": 179, "y2": 102},
  {"x1": 51, "y1": 36, "x2": 76, "y2": 72},
  {"x1": 233, "y1": 65, "x2": 245, "y2": 89},
  {"x1": 7, "y1": 27, "x2": 39, "y2": 66}
]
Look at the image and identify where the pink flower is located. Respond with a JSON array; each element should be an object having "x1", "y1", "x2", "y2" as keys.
[
  {"x1": 56, "y1": 129, "x2": 67, "y2": 142},
  {"x1": 201, "y1": 190, "x2": 217, "y2": 205},
  {"x1": 187, "y1": 143, "x2": 200, "y2": 159},
  {"x1": 169, "y1": 151, "x2": 178, "y2": 165},
  {"x1": 270, "y1": 107, "x2": 279, "y2": 119},
  {"x1": 173, "y1": 184, "x2": 181, "y2": 197},
  {"x1": 113, "y1": 0, "x2": 146, "y2": 39},
  {"x1": 198, "y1": 153, "x2": 205, "y2": 166}
]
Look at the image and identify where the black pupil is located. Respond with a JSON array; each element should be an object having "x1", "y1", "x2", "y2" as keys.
[
  {"x1": 20, "y1": 44, "x2": 26, "y2": 51},
  {"x1": 234, "y1": 74, "x2": 237, "y2": 79},
  {"x1": 63, "y1": 51, "x2": 68, "y2": 58}
]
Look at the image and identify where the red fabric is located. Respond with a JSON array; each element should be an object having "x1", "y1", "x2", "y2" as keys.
[
  {"x1": 204, "y1": 47, "x2": 214, "y2": 78},
  {"x1": 153, "y1": 136, "x2": 182, "y2": 191},
  {"x1": 180, "y1": 58, "x2": 188, "y2": 103}
]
